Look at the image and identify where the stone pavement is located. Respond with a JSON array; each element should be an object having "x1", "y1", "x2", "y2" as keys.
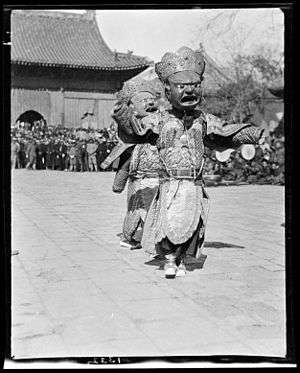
[{"x1": 10, "y1": 170, "x2": 286, "y2": 359}]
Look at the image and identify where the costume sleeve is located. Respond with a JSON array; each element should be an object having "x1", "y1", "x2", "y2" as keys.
[
  {"x1": 229, "y1": 126, "x2": 265, "y2": 147},
  {"x1": 112, "y1": 148, "x2": 133, "y2": 193},
  {"x1": 203, "y1": 113, "x2": 264, "y2": 150},
  {"x1": 112, "y1": 102, "x2": 136, "y2": 141}
]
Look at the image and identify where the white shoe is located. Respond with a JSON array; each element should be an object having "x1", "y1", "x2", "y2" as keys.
[
  {"x1": 165, "y1": 266, "x2": 176, "y2": 278},
  {"x1": 164, "y1": 256, "x2": 177, "y2": 279},
  {"x1": 120, "y1": 240, "x2": 132, "y2": 249},
  {"x1": 176, "y1": 263, "x2": 186, "y2": 277}
]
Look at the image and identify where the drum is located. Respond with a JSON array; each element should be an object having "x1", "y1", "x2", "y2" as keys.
[
  {"x1": 241, "y1": 144, "x2": 256, "y2": 160},
  {"x1": 215, "y1": 148, "x2": 234, "y2": 162}
]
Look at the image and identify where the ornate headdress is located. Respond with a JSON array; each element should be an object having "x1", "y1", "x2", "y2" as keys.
[
  {"x1": 155, "y1": 46, "x2": 205, "y2": 83},
  {"x1": 116, "y1": 79, "x2": 158, "y2": 103}
]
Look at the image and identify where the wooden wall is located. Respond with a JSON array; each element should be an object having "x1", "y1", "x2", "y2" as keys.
[
  {"x1": 11, "y1": 64, "x2": 146, "y2": 129},
  {"x1": 11, "y1": 88, "x2": 117, "y2": 129},
  {"x1": 63, "y1": 91, "x2": 116, "y2": 128},
  {"x1": 11, "y1": 88, "x2": 51, "y2": 124}
]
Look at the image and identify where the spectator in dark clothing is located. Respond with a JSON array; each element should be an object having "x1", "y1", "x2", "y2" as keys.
[
  {"x1": 233, "y1": 153, "x2": 245, "y2": 182},
  {"x1": 222, "y1": 158, "x2": 236, "y2": 181},
  {"x1": 53, "y1": 140, "x2": 61, "y2": 170},
  {"x1": 96, "y1": 138, "x2": 109, "y2": 171},
  {"x1": 46, "y1": 140, "x2": 56, "y2": 170},
  {"x1": 77, "y1": 141, "x2": 88, "y2": 172},
  {"x1": 18, "y1": 140, "x2": 27, "y2": 168},
  {"x1": 40, "y1": 140, "x2": 48, "y2": 169},
  {"x1": 258, "y1": 159, "x2": 272, "y2": 184},
  {"x1": 36, "y1": 140, "x2": 43, "y2": 169},
  {"x1": 247, "y1": 160, "x2": 261, "y2": 184},
  {"x1": 58, "y1": 140, "x2": 68, "y2": 171},
  {"x1": 26, "y1": 139, "x2": 37, "y2": 169},
  {"x1": 273, "y1": 140, "x2": 284, "y2": 185},
  {"x1": 86, "y1": 139, "x2": 99, "y2": 171},
  {"x1": 68, "y1": 142, "x2": 77, "y2": 171}
]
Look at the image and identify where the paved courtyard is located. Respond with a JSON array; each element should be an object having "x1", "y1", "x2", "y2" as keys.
[{"x1": 10, "y1": 170, "x2": 286, "y2": 359}]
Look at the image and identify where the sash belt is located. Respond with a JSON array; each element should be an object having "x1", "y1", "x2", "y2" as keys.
[
  {"x1": 165, "y1": 168, "x2": 202, "y2": 179},
  {"x1": 130, "y1": 168, "x2": 203, "y2": 180},
  {"x1": 130, "y1": 171, "x2": 160, "y2": 179}
]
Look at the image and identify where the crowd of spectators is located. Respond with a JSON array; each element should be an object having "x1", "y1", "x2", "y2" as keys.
[
  {"x1": 203, "y1": 132, "x2": 285, "y2": 185},
  {"x1": 11, "y1": 123, "x2": 118, "y2": 172},
  {"x1": 11, "y1": 122, "x2": 284, "y2": 186}
]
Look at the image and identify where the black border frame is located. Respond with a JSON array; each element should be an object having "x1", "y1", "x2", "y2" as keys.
[{"x1": 2, "y1": 1, "x2": 296, "y2": 368}]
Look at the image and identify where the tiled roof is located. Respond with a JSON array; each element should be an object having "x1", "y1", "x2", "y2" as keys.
[{"x1": 11, "y1": 10, "x2": 150, "y2": 71}]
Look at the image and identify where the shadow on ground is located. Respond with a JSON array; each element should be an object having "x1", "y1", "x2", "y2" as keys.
[
  {"x1": 144, "y1": 241, "x2": 244, "y2": 272},
  {"x1": 204, "y1": 241, "x2": 244, "y2": 249}
]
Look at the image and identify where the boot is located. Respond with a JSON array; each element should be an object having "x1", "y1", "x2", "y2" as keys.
[{"x1": 164, "y1": 254, "x2": 177, "y2": 279}]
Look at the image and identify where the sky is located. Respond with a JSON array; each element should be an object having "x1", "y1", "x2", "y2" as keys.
[{"x1": 46, "y1": 8, "x2": 284, "y2": 65}]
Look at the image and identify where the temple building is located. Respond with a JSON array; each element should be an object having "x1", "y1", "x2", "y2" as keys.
[{"x1": 11, "y1": 10, "x2": 150, "y2": 129}]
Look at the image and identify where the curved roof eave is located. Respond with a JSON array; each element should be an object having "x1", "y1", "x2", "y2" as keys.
[
  {"x1": 11, "y1": 10, "x2": 150, "y2": 71},
  {"x1": 11, "y1": 59, "x2": 149, "y2": 71}
]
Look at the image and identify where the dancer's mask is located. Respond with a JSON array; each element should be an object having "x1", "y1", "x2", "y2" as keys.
[
  {"x1": 113, "y1": 79, "x2": 160, "y2": 141},
  {"x1": 155, "y1": 46, "x2": 205, "y2": 111}
]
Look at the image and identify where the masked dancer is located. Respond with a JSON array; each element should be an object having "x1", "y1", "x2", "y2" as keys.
[
  {"x1": 142, "y1": 46, "x2": 264, "y2": 278},
  {"x1": 101, "y1": 79, "x2": 163, "y2": 249}
]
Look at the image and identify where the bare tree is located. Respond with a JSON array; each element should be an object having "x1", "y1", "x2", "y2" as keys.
[
  {"x1": 192, "y1": 9, "x2": 283, "y2": 122},
  {"x1": 191, "y1": 9, "x2": 284, "y2": 65},
  {"x1": 201, "y1": 50, "x2": 283, "y2": 123}
]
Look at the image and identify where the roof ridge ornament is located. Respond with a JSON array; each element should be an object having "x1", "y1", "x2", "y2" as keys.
[
  {"x1": 114, "y1": 50, "x2": 119, "y2": 62},
  {"x1": 198, "y1": 42, "x2": 205, "y2": 52},
  {"x1": 84, "y1": 10, "x2": 96, "y2": 21}
]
